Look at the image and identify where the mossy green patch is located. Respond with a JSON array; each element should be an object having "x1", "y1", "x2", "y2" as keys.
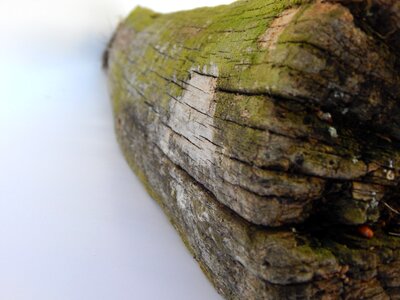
[
  {"x1": 125, "y1": 7, "x2": 162, "y2": 32},
  {"x1": 116, "y1": 0, "x2": 313, "y2": 111}
]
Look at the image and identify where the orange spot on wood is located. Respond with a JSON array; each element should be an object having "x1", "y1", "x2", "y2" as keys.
[{"x1": 358, "y1": 225, "x2": 374, "y2": 239}]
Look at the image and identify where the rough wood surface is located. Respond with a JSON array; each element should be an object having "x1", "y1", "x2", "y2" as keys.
[{"x1": 105, "y1": 0, "x2": 400, "y2": 298}]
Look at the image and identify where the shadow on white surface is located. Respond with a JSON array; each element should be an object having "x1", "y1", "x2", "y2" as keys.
[{"x1": 0, "y1": 1, "x2": 230, "y2": 299}]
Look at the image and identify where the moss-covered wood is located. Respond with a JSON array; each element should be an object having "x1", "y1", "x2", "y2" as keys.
[{"x1": 105, "y1": 0, "x2": 400, "y2": 298}]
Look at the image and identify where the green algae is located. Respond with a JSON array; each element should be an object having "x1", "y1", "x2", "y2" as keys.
[
  {"x1": 114, "y1": 0, "x2": 312, "y2": 111},
  {"x1": 125, "y1": 7, "x2": 162, "y2": 32}
]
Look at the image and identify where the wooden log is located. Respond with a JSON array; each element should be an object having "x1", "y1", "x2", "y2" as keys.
[{"x1": 105, "y1": 0, "x2": 400, "y2": 298}]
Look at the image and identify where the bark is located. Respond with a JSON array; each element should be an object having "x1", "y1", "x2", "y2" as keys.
[{"x1": 105, "y1": 0, "x2": 400, "y2": 298}]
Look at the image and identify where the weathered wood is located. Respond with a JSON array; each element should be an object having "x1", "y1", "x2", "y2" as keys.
[{"x1": 105, "y1": 0, "x2": 400, "y2": 298}]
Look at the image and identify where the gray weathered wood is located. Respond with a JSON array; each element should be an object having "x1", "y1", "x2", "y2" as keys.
[{"x1": 105, "y1": 0, "x2": 400, "y2": 298}]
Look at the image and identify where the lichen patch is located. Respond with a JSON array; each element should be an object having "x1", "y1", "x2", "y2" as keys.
[{"x1": 258, "y1": 8, "x2": 300, "y2": 50}]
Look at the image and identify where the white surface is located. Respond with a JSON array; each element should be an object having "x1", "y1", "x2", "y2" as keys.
[{"x1": 0, "y1": 1, "x2": 232, "y2": 299}]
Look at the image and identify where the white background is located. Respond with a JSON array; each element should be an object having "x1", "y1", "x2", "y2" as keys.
[{"x1": 0, "y1": 1, "x2": 232, "y2": 299}]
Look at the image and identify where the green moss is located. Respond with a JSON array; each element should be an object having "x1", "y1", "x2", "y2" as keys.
[
  {"x1": 340, "y1": 205, "x2": 368, "y2": 225},
  {"x1": 109, "y1": 67, "x2": 123, "y2": 113},
  {"x1": 325, "y1": 240, "x2": 373, "y2": 267},
  {"x1": 113, "y1": 0, "x2": 314, "y2": 112},
  {"x1": 109, "y1": 0, "x2": 370, "y2": 169},
  {"x1": 110, "y1": 1, "x2": 356, "y2": 178},
  {"x1": 117, "y1": 132, "x2": 160, "y2": 203},
  {"x1": 125, "y1": 7, "x2": 161, "y2": 32}
]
